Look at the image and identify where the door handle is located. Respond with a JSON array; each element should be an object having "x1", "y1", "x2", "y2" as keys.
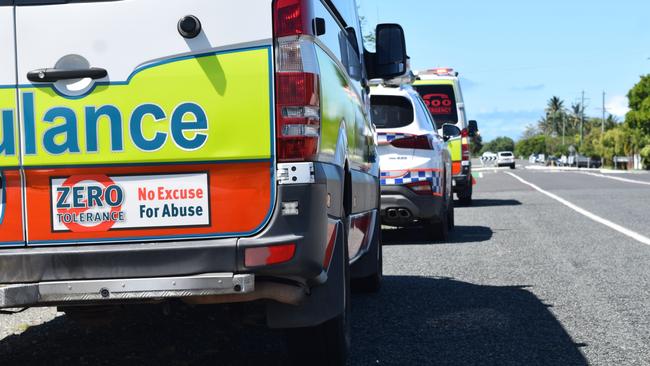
[{"x1": 27, "y1": 67, "x2": 107, "y2": 83}]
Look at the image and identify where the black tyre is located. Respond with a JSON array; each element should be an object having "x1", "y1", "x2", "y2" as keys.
[
  {"x1": 457, "y1": 181, "x2": 473, "y2": 206},
  {"x1": 286, "y1": 224, "x2": 351, "y2": 366},
  {"x1": 510, "y1": 163, "x2": 516, "y2": 169},
  {"x1": 427, "y1": 205, "x2": 449, "y2": 241},
  {"x1": 447, "y1": 195, "x2": 455, "y2": 230}
]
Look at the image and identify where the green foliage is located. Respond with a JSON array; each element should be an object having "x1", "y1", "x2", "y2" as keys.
[
  {"x1": 516, "y1": 75, "x2": 650, "y2": 169},
  {"x1": 515, "y1": 135, "x2": 570, "y2": 158},
  {"x1": 580, "y1": 129, "x2": 603, "y2": 158},
  {"x1": 481, "y1": 136, "x2": 515, "y2": 154},
  {"x1": 626, "y1": 74, "x2": 650, "y2": 135},
  {"x1": 515, "y1": 135, "x2": 547, "y2": 157}
]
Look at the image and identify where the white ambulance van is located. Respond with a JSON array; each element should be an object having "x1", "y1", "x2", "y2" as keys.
[{"x1": 0, "y1": 0, "x2": 408, "y2": 363}]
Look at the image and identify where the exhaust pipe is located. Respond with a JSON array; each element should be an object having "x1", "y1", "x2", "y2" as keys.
[
  {"x1": 398, "y1": 208, "x2": 412, "y2": 218},
  {"x1": 387, "y1": 209, "x2": 398, "y2": 218}
]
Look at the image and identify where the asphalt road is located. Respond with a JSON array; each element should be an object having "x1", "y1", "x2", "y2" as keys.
[{"x1": 1, "y1": 162, "x2": 649, "y2": 365}]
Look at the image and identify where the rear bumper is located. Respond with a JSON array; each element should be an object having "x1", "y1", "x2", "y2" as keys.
[
  {"x1": 380, "y1": 185, "x2": 444, "y2": 225},
  {"x1": 0, "y1": 273, "x2": 254, "y2": 308},
  {"x1": 0, "y1": 162, "x2": 347, "y2": 288},
  {"x1": 452, "y1": 162, "x2": 471, "y2": 192}
]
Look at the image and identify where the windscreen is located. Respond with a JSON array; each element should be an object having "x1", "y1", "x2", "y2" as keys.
[
  {"x1": 413, "y1": 84, "x2": 458, "y2": 128},
  {"x1": 500, "y1": 152, "x2": 514, "y2": 157},
  {"x1": 370, "y1": 95, "x2": 414, "y2": 129}
]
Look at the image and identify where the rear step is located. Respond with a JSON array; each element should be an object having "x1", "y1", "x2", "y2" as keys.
[{"x1": 0, "y1": 273, "x2": 254, "y2": 308}]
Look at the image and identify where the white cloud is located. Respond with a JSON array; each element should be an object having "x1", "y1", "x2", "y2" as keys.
[{"x1": 606, "y1": 95, "x2": 630, "y2": 117}]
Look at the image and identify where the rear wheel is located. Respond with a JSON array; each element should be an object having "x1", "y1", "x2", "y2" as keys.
[
  {"x1": 286, "y1": 223, "x2": 351, "y2": 366},
  {"x1": 427, "y1": 203, "x2": 449, "y2": 241},
  {"x1": 510, "y1": 163, "x2": 516, "y2": 169},
  {"x1": 447, "y1": 195, "x2": 455, "y2": 230},
  {"x1": 457, "y1": 181, "x2": 473, "y2": 206}
]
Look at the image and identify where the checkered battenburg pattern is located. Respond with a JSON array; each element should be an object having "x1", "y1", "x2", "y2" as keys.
[
  {"x1": 376, "y1": 133, "x2": 411, "y2": 144},
  {"x1": 380, "y1": 170, "x2": 443, "y2": 194}
]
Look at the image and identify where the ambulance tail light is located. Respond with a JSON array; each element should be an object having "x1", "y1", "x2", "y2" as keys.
[
  {"x1": 274, "y1": 0, "x2": 322, "y2": 163},
  {"x1": 461, "y1": 129, "x2": 471, "y2": 161},
  {"x1": 390, "y1": 135, "x2": 434, "y2": 150},
  {"x1": 274, "y1": 0, "x2": 313, "y2": 37}
]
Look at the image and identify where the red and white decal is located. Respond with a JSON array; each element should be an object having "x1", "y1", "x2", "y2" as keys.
[{"x1": 51, "y1": 173, "x2": 210, "y2": 232}]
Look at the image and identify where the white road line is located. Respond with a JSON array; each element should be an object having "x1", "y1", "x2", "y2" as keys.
[
  {"x1": 506, "y1": 172, "x2": 650, "y2": 246},
  {"x1": 579, "y1": 172, "x2": 650, "y2": 186}
]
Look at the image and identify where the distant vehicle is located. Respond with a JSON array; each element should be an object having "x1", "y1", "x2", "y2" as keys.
[
  {"x1": 497, "y1": 151, "x2": 516, "y2": 169},
  {"x1": 412, "y1": 68, "x2": 478, "y2": 205},
  {"x1": 575, "y1": 155, "x2": 602, "y2": 168},
  {"x1": 370, "y1": 83, "x2": 454, "y2": 240},
  {"x1": 536, "y1": 154, "x2": 546, "y2": 164},
  {"x1": 546, "y1": 156, "x2": 559, "y2": 166},
  {"x1": 529, "y1": 154, "x2": 537, "y2": 164}
]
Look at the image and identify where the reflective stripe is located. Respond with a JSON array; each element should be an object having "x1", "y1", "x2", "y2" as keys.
[
  {"x1": 0, "y1": 89, "x2": 19, "y2": 168},
  {"x1": 1, "y1": 47, "x2": 273, "y2": 168},
  {"x1": 452, "y1": 161, "x2": 462, "y2": 175},
  {"x1": 380, "y1": 169, "x2": 443, "y2": 196}
]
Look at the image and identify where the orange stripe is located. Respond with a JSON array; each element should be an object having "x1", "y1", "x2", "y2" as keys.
[
  {"x1": 452, "y1": 162, "x2": 462, "y2": 175},
  {"x1": 25, "y1": 162, "x2": 272, "y2": 243},
  {"x1": 0, "y1": 170, "x2": 25, "y2": 243}
]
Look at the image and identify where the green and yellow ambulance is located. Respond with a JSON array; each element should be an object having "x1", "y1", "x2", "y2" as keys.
[
  {"x1": 413, "y1": 68, "x2": 478, "y2": 205},
  {"x1": 0, "y1": 0, "x2": 409, "y2": 362}
]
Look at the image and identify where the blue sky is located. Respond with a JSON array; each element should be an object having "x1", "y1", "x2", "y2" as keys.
[{"x1": 357, "y1": 0, "x2": 650, "y2": 141}]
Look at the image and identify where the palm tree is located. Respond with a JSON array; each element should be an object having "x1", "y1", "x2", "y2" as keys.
[
  {"x1": 541, "y1": 96, "x2": 566, "y2": 140},
  {"x1": 570, "y1": 102, "x2": 585, "y2": 141}
]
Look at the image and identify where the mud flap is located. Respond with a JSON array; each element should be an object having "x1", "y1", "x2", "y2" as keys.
[
  {"x1": 266, "y1": 221, "x2": 346, "y2": 329},
  {"x1": 350, "y1": 209, "x2": 380, "y2": 279}
]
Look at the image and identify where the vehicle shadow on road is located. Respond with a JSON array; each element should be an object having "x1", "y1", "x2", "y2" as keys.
[
  {"x1": 351, "y1": 276, "x2": 589, "y2": 366},
  {"x1": 459, "y1": 199, "x2": 522, "y2": 208},
  {"x1": 382, "y1": 225, "x2": 493, "y2": 245},
  {"x1": 0, "y1": 277, "x2": 588, "y2": 366},
  {"x1": 0, "y1": 305, "x2": 289, "y2": 366}
]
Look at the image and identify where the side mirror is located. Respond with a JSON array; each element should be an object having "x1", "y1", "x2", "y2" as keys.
[
  {"x1": 442, "y1": 124, "x2": 461, "y2": 142},
  {"x1": 367, "y1": 24, "x2": 407, "y2": 80},
  {"x1": 468, "y1": 120, "x2": 478, "y2": 137}
]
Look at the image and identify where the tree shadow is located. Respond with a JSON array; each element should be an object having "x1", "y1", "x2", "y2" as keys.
[
  {"x1": 459, "y1": 199, "x2": 523, "y2": 208},
  {"x1": 351, "y1": 276, "x2": 589, "y2": 366},
  {"x1": 383, "y1": 225, "x2": 493, "y2": 245}
]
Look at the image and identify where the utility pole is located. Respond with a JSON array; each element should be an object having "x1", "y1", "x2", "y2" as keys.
[
  {"x1": 556, "y1": 112, "x2": 566, "y2": 146},
  {"x1": 601, "y1": 91, "x2": 606, "y2": 134},
  {"x1": 580, "y1": 90, "x2": 585, "y2": 144}
]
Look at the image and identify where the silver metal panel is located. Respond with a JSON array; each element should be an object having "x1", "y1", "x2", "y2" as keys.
[
  {"x1": 277, "y1": 162, "x2": 315, "y2": 185},
  {"x1": 0, "y1": 273, "x2": 254, "y2": 308}
]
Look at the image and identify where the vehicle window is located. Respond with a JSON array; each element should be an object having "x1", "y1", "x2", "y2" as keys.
[
  {"x1": 328, "y1": 0, "x2": 358, "y2": 28},
  {"x1": 413, "y1": 84, "x2": 459, "y2": 128},
  {"x1": 370, "y1": 95, "x2": 414, "y2": 129},
  {"x1": 500, "y1": 152, "x2": 514, "y2": 157},
  {"x1": 413, "y1": 95, "x2": 438, "y2": 133},
  {"x1": 316, "y1": 1, "x2": 363, "y2": 82}
]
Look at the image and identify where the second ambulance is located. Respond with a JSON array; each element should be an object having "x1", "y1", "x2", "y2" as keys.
[{"x1": 413, "y1": 68, "x2": 478, "y2": 205}]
